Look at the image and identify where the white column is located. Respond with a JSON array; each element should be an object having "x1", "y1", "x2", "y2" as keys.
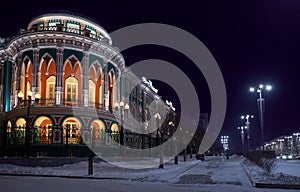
[
  {"x1": 103, "y1": 59, "x2": 109, "y2": 111},
  {"x1": 55, "y1": 48, "x2": 64, "y2": 105},
  {"x1": 82, "y1": 52, "x2": 89, "y2": 107}
]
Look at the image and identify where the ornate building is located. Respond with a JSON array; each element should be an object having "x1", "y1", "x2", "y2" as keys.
[{"x1": 0, "y1": 13, "x2": 176, "y2": 157}]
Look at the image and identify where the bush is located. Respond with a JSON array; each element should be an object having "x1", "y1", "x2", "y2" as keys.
[
  {"x1": 245, "y1": 150, "x2": 277, "y2": 176},
  {"x1": 261, "y1": 158, "x2": 277, "y2": 176}
]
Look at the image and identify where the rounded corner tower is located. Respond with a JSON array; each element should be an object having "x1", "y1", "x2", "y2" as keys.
[{"x1": 0, "y1": 13, "x2": 127, "y2": 156}]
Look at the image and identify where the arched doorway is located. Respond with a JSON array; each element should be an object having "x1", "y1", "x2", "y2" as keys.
[
  {"x1": 7, "y1": 121, "x2": 13, "y2": 144},
  {"x1": 90, "y1": 119, "x2": 105, "y2": 145},
  {"x1": 15, "y1": 118, "x2": 26, "y2": 144},
  {"x1": 62, "y1": 117, "x2": 81, "y2": 144},
  {"x1": 111, "y1": 123, "x2": 119, "y2": 144},
  {"x1": 34, "y1": 116, "x2": 53, "y2": 144}
]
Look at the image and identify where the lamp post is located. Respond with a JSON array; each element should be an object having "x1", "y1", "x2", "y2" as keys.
[
  {"x1": 155, "y1": 112, "x2": 164, "y2": 169},
  {"x1": 221, "y1": 135, "x2": 229, "y2": 160},
  {"x1": 241, "y1": 115, "x2": 254, "y2": 151},
  {"x1": 293, "y1": 133, "x2": 300, "y2": 156},
  {"x1": 115, "y1": 101, "x2": 129, "y2": 146},
  {"x1": 17, "y1": 90, "x2": 40, "y2": 148},
  {"x1": 249, "y1": 84, "x2": 272, "y2": 151},
  {"x1": 237, "y1": 126, "x2": 247, "y2": 155}
]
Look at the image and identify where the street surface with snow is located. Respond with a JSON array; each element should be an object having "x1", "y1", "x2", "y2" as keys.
[{"x1": 0, "y1": 155, "x2": 299, "y2": 192}]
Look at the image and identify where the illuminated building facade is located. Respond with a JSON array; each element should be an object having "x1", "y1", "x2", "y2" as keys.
[{"x1": 0, "y1": 13, "x2": 175, "y2": 156}]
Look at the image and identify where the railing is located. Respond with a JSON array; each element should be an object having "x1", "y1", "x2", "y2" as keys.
[
  {"x1": 16, "y1": 98, "x2": 104, "y2": 110},
  {"x1": 27, "y1": 25, "x2": 108, "y2": 42}
]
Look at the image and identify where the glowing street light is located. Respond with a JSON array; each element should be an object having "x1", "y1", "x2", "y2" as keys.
[
  {"x1": 238, "y1": 126, "x2": 247, "y2": 154},
  {"x1": 249, "y1": 84, "x2": 272, "y2": 151},
  {"x1": 241, "y1": 114, "x2": 254, "y2": 151}
]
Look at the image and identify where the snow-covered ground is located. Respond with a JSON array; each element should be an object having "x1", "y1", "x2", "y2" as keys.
[
  {"x1": 0, "y1": 155, "x2": 299, "y2": 192},
  {"x1": 275, "y1": 159, "x2": 300, "y2": 177}
]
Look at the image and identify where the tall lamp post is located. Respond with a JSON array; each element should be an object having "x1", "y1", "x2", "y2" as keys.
[
  {"x1": 249, "y1": 84, "x2": 272, "y2": 151},
  {"x1": 237, "y1": 126, "x2": 247, "y2": 155},
  {"x1": 221, "y1": 135, "x2": 229, "y2": 160},
  {"x1": 155, "y1": 112, "x2": 164, "y2": 169},
  {"x1": 115, "y1": 101, "x2": 129, "y2": 146},
  {"x1": 241, "y1": 115, "x2": 254, "y2": 151},
  {"x1": 17, "y1": 91, "x2": 40, "y2": 148}
]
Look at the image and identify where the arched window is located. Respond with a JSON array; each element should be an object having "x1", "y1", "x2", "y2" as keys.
[
  {"x1": 65, "y1": 77, "x2": 78, "y2": 105},
  {"x1": 91, "y1": 120, "x2": 105, "y2": 145},
  {"x1": 111, "y1": 123, "x2": 119, "y2": 144},
  {"x1": 15, "y1": 118, "x2": 26, "y2": 144},
  {"x1": 46, "y1": 76, "x2": 56, "y2": 104},
  {"x1": 89, "y1": 80, "x2": 96, "y2": 107},
  {"x1": 63, "y1": 117, "x2": 81, "y2": 144},
  {"x1": 34, "y1": 116, "x2": 53, "y2": 144}
]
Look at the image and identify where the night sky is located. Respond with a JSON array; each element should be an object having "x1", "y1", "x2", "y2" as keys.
[{"x1": 1, "y1": 0, "x2": 300, "y2": 153}]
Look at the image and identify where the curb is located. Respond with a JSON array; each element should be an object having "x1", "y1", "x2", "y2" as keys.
[
  {"x1": 255, "y1": 183, "x2": 300, "y2": 190},
  {"x1": 239, "y1": 160, "x2": 255, "y2": 187},
  {"x1": 0, "y1": 173, "x2": 129, "y2": 181}
]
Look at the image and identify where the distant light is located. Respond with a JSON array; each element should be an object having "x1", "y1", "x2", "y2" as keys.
[
  {"x1": 251, "y1": 115, "x2": 254, "y2": 118},
  {"x1": 282, "y1": 155, "x2": 287, "y2": 160},
  {"x1": 288, "y1": 154, "x2": 293, "y2": 159},
  {"x1": 249, "y1": 87, "x2": 255, "y2": 92},
  {"x1": 257, "y1": 89, "x2": 261, "y2": 93},
  {"x1": 241, "y1": 116, "x2": 245, "y2": 119},
  {"x1": 266, "y1": 85, "x2": 272, "y2": 91},
  {"x1": 259, "y1": 84, "x2": 264, "y2": 89}
]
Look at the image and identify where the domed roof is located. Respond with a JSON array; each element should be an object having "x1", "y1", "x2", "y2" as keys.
[{"x1": 27, "y1": 13, "x2": 111, "y2": 43}]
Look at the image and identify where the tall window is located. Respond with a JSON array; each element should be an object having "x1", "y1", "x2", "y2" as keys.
[
  {"x1": 46, "y1": 76, "x2": 56, "y2": 104},
  {"x1": 65, "y1": 77, "x2": 78, "y2": 103},
  {"x1": 89, "y1": 80, "x2": 95, "y2": 107}
]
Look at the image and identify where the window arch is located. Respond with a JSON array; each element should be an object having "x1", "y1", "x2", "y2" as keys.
[
  {"x1": 39, "y1": 54, "x2": 56, "y2": 106},
  {"x1": 46, "y1": 76, "x2": 56, "y2": 105},
  {"x1": 62, "y1": 117, "x2": 82, "y2": 144},
  {"x1": 34, "y1": 116, "x2": 53, "y2": 144},
  {"x1": 20, "y1": 57, "x2": 32, "y2": 99},
  {"x1": 108, "y1": 70, "x2": 115, "y2": 113},
  {"x1": 65, "y1": 77, "x2": 78, "y2": 106},
  {"x1": 91, "y1": 120, "x2": 105, "y2": 145},
  {"x1": 15, "y1": 118, "x2": 26, "y2": 144},
  {"x1": 89, "y1": 80, "x2": 96, "y2": 107},
  {"x1": 89, "y1": 64, "x2": 103, "y2": 109},
  {"x1": 63, "y1": 57, "x2": 82, "y2": 107},
  {"x1": 111, "y1": 123, "x2": 119, "y2": 144}
]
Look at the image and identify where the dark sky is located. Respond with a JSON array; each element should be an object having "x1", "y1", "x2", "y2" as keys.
[{"x1": 1, "y1": 0, "x2": 300, "y2": 152}]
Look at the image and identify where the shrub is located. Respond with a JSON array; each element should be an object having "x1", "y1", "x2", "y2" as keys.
[{"x1": 261, "y1": 158, "x2": 277, "y2": 176}]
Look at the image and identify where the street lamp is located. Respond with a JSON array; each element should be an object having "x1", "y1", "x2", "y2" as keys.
[
  {"x1": 17, "y1": 90, "x2": 40, "y2": 147},
  {"x1": 220, "y1": 135, "x2": 229, "y2": 149},
  {"x1": 115, "y1": 101, "x2": 129, "y2": 146},
  {"x1": 249, "y1": 84, "x2": 272, "y2": 151},
  {"x1": 241, "y1": 115, "x2": 254, "y2": 151},
  {"x1": 220, "y1": 135, "x2": 229, "y2": 160},
  {"x1": 237, "y1": 126, "x2": 247, "y2": 155},
  {"x1": 293, "y1": 133, "x2": 300, "y2": 156},
  {"x1": 154, "y1": 112, "x2": 164, "y2": 169}
]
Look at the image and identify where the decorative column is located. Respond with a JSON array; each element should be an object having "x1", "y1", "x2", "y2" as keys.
[
  {"x1": 55, "y1": 47, "x2": 64, "y2": 105},
  {"x1": 3, "y1": 55, "x2": 12, "y2": 112},
  {"x1": 116, "y1": 68, "x2": 121, "y2": 112},
  {"x1": 15, "y1": 53, "x2": 22, "y2": 106},
  {"x1": 103, "y1": 59, "x2": 109, "y2": 111},
  {"x1": 31, "y1": 49, "x2": 39, "y2": 100},
  {"x1": 82, "y1": 52, "x2": 89, "y2": 107}
]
